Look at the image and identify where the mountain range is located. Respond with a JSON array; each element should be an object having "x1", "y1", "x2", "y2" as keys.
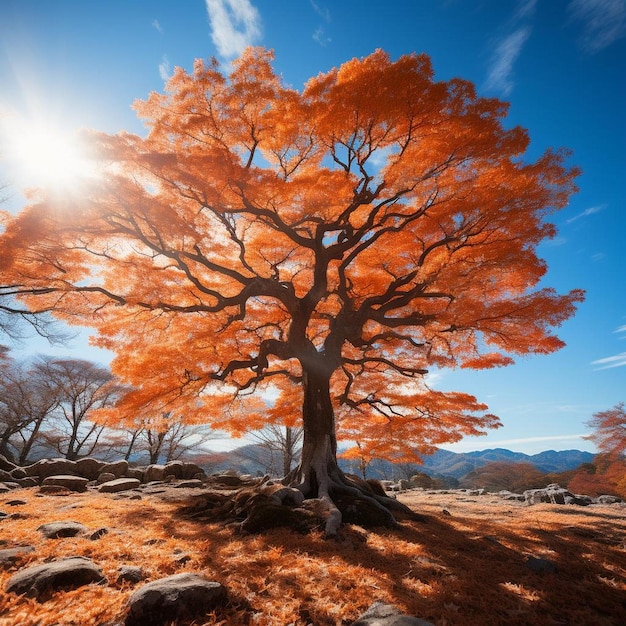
[{"x1": 211, "y1": 444, "x2": 594, "y2": 481}]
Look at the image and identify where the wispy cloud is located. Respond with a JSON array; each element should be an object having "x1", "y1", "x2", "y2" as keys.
[
  {"x1": 313, "y1": 26, "x2": 331, "y2": 47},
  {"x1": 310, "y1": 0, "x2": 331, "y2": 22},
  {"x1": 205, "y1": 0, "x2": 262, "y2": 59},
  {"x1": 569, "y1": 0, "x2": 626, "y2": 53},
  {"x1": 485, "y1": 27, "x2": 531, "y2": 96},
  {"x1": 515, "y1": 0, "x2": 539, "y2": 19},
  {"x1": 592, "y1": 351, "x2": 626, "y2": 369},
  {"x1": 566, "y1": 204, "x2": 605, "y2": 223},
  {"x1": 441, "y1": 433, "x2": 591, "y2": 452},
  {"x1": 152, "y1": 19, "x2": 163, "y2": 34},
  {"x1": 158, "y1": 55, "x2": 171, "y2": 82},
  {"x1": 615, "y1": 324, "x2": 626, "y2": 335}
]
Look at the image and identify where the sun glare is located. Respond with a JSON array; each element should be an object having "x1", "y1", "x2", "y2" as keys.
[{"x1": 1, "y1": 115, "x2": 96, "y2": 192}]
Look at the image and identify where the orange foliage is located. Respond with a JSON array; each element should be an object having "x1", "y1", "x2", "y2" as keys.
[
  {"x1": 1, "y1": 488, "x2": 625, "y2": 625},
  {"x1": 585, "y1": 402, "x2": 626, "y2": 458},
  {"x1": 0, "y1": 48, "x2": 583, "y2": 463}
]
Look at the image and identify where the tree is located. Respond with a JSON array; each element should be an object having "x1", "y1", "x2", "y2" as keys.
[
  {"x1": 0, "y1": 356, "x2": 59, "y2": 463},
  {"x1": 37, "y1": 358, "x2": 121, "y2": 460},
  {"x1": 585, "y1": 402, "x2": 626, "y2": 459},
  {"x1": 249, "y1": 424, "x2": 304, "y2": 477},
  {"x1": 0, "y1": 49, "x2": 583, "y2": 532}
]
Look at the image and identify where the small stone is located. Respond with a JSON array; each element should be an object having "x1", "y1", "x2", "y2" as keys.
[
  {"x1": 0, "y1": 546, "x2": 36, "y2": 568},
  {"x1": 350, "y1": 602, "x2": 436, "y2": 625},
  {"x1": 525, "y1": 556, "x2": 557, "y2": 574},
  {"x1": 118, "y1": 565, "x2": 144, "y2": 584}
]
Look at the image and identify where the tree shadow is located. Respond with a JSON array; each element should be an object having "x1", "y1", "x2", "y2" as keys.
[{"x1": 112, "y1": 495, "x2": 626, "y2": 626}]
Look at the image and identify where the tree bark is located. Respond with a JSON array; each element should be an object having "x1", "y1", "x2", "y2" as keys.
[{"x1": 285, "y1": 361, "x2": 404, "y2": 535}]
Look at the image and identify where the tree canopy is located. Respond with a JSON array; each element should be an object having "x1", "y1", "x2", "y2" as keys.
[{"x1": 0, "y1": 48, "x2": 583, "y2": 531}]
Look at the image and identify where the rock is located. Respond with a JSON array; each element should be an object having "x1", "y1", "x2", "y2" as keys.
[
  {"x1": 37, "y1": 521, "x2": 89, "y2": 539},
  {"x1": 163, "y1": 460, "x2": 184, "y2": 479},
  {"x1": 4, "y1": 499, "x2": 26, "y2": 506},
  {"x1": 524, "y1": 484, "x2": 576, "y2": 505},
  {"x1": 118, "y1": 565, "x2": 144, "y2": 584},
  {"x1": 5, "y1": 556, "x2": 106, "y2": 599},
  {"x1": 76, "y1": 457, "x2": 106, "y2": 480},
  {"x1": 525, "y1": 556, "x2": 558, "y2": 574},
  {"x1": 269, "y1": 486, "x2": 305, "y2": 507},
  {"x1": 89, "y1": 528, "x2": 109, "y2": 540},
  {"x1": 144, "y1": 465, "x2": 167, "y2": 482},
  {"x1": 0, "y1": 454, "x2": 17, "y2": 471},
  {"x1": 24, "y1": 458, "x2": 78, "y2": 479},
  {"x1": 98, "y1": 478, "x2": 141, "y2": 493},
  {"x1": 125, "y1": 572, "x2": 227, "y2": 626},
  {"x1": 41, "y1": 475, "x2": 89, "y2": 492},
  {"x1": 16, "y1": 477, "x2": 38, "y2": 488},
  {"x1": 0, "y1": 546, "x2": 35, "y2": 568},
  {"x1": 174, "y1": 479, "x2": 204, "y2": 489},
  {"x1": 596, "y1": 494, "x2": 622, "y2": 504},
  {"x1": 9, "y1": 467, "x2": 27, "y2": 479},
  {"x1": 102, "y1": 459, "x2": 129, "y2": 478},
  {"x1": 0, "y1": 469, "x2": 14, "y2": 482},
  {"x1": 180, "y1": 462, "x2": 205, "y2": 480},
  {"x1": 350, "y1": 602, "x2": 436, "y2": 625},
  {"x1": 126, "y1": 467, "x2": 145, "y2": 481},
  {"x1": 97, "y1": 472, "x2": 117, "y2": 484}
]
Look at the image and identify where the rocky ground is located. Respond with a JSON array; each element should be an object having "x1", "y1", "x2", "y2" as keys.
[{"x1": 1, "y1": 478, "x2": 625, "y2": 625}]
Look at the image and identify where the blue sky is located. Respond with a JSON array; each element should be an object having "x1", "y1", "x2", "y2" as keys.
[{"x1": 0, "y1": 0, "x2": 624, "y2": 455}]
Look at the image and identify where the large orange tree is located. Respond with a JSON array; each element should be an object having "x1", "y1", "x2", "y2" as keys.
[{"x1": 0, "y1": 49, "x2": 583, "y2": 531}]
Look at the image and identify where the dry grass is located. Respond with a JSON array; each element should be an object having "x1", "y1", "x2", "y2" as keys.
[{"x1": 1, "y1": 486, "x2": 625, "y2": 625}]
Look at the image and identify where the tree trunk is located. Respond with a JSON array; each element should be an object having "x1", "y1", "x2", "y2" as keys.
[{"x1": 285, "y1": 363, "x2": 404, "y2": 535}]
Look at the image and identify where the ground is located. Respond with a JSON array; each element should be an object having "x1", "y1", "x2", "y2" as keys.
[{"x1": 1, "y1": 485, "x2": 625, "y2": 625}]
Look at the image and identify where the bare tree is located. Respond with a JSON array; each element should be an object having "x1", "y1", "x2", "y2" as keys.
[
  {"x1": 37, "y1": 358, "x2": 121, "y2": 460},
  {"x1": 250, "y1": 424, "x2": 304, "y2": 477},
  {"x1": 0, "y1": 356, "x2": 58, "y2": 463}
]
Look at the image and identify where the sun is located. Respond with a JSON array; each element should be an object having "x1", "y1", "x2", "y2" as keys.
[{"x1": 1, "y1": 114, "x2": 96, "y2": 192}]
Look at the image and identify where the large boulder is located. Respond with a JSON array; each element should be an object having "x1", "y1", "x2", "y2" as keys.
[
  {"x1": 524, "y1": 483, "x2": 590, "y2": 506},
  {"x1": 125, "y1": 572, "x2": 227, "y2": 626},
  {"x1": 76, "y1": 457, "x2": 106, "y2": 480},
  {"x1": 41, "y1": 475, "x2": 89, "y2": 492},
  {"x1": 5, "y1": 557, "x2": 106, "y2": 599},
  {"x1": 24, "y1": 458, "x2": 78, "y2": 479},
  {"x1": 144, "y1": 464, "x2": 167, "y2": 482},
  {"x1": 98, "y1": 478, "x2": 141, "y2": 493},
  {"x1": 102, "y1": 459, "x2": 129, "y2": 478}
]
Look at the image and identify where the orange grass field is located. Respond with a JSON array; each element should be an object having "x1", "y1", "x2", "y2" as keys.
[{"x1": 1, "y1": 487, "x2": 625, "y2": 625}]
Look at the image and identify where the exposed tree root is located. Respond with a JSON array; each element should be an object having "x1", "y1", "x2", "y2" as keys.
[{"x1": 178, "y1": 473, "x2": 423, "y2": 537}]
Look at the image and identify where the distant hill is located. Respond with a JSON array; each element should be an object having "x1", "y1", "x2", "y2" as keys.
[
  {"x1": 419, "y1": 448, "x2": 595, "y2": 479},
  {"x1": 205, "y1": 444, "x2": 594, "y2": 481}
]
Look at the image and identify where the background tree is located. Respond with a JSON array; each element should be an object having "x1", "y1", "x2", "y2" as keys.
[
  {"x1": 37, "y1": 358, "x2": 121, "y2": 460},
  {"x1": 459, "y1": 461, "x2": 546, "y2": 492},
  {"x1": 0, "y1": 48, "x2": 583, "y2": 532},
  {"x1": 584, "y1": 402, "x2": 626, "y2": 459},
  {"x1": 248, "y1": 424, "x2": 304, "y2": 477},
  {"x1": 0, "y1": 356, "x2": 60, "y2": 463}
]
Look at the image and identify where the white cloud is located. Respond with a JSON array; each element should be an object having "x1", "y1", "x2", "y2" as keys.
[
  {"x1": 159, "y1": 55, "x2": 171, "y2": 82},
  {"x1": 569, "y1": 0, "x2": 626, "y2": 52},
  {"x1": 615, "y1": 324, "x2": 626, "y2": 335},
  {"x1": 566, "y1": 204, "x2": 605, "y2": 223},
  {"x1": 152, "y1": 19, "x2": 163, "y2": 34},
  {"x1": 485, "y1": 27, "x2": 531, "y2": 96},
  {"x1": 515, "y1": 0, "x2": 539, "y2": 19},
  {"x1": 205, "y1": 0, "x2": 262, "y2": 59},
  {"x1": 441, "y1": 433, "x2": 591, "y2": 452},
  {"x1": 310, "y1": 0, "x2": 331, "y2": 22},
  {"x1": 592, "y1": 351, "x2": 626, "y2": 369},
  {"x1": 313, "y1": 26, "x2": 331, "y2": 46}
]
